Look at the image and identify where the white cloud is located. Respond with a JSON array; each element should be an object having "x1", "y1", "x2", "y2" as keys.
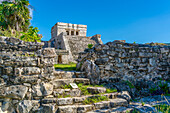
[{"x1": 29, "y1": 8, "x2": 33, "y2": 19}]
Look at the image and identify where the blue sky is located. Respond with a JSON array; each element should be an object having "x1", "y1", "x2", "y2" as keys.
[{"x1": 29, "y1": 0, "x2": 170, "y2": 44}]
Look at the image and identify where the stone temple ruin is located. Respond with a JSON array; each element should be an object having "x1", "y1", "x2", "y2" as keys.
[
  {"x1": 0, "y1": 22, "x2": 169, "y2": 113},
  {"x1": 43, "y1": 22, "x2": 103, "y2": 64}
]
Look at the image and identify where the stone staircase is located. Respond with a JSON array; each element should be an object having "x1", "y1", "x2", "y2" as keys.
[{"x1": 39, "y1": 70, "x2": 134, "y2": 113}]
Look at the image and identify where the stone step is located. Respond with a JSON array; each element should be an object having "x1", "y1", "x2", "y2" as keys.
[
  {"x1": 54, "y1": 71, "x2": 86, "y2": 79},
  {"x1": 54, "y1": 89, "x2": 81, "y2": 97},
  {"x1": 87, "y1": 106, "x2": 134, "y2": 113},
  {"x1": 57, "y1": 104, "x2": 94, "y2": 113},
  {"x1": 87, "y1": 87, "x2": 106, "y2": 94},
  {"x1": 55, "y1": 94, "x2": 127, "y2": 106},
  {"x1": 56, "y1": 98, "x2": 128, "y2": 113},
  {"x1": 73, "y1": 93, "x2": 118, "y2": 104},
  {"x1": 54, "y1": 71, "x2": 75, "y2": 79},
  {"x1": 93, "y1": 98, "x2": 128, "y2": 110},
  {"x1": 53, "y1": 78, "x2": 90, "y2": 88}
]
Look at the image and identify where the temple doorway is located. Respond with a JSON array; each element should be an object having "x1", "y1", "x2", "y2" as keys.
[{"x1": 58, "y1": 55, "x2": 62, "y2": 64}]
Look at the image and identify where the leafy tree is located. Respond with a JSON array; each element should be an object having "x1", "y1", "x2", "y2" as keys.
[
  {"x1": 0, "y1": 0, "x2": 32, "y2": 31},
  {"x1": 20, "y1": 26, "x2": 41, "y2": 42}
]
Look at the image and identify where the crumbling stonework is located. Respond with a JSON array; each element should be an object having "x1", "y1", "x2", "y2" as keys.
[
  {"x1": 77, "y1": 41, "x2": 170, "y2": 96},
  {"x1": 0, "y1": 36, "x2": 56, "y2": 112}
]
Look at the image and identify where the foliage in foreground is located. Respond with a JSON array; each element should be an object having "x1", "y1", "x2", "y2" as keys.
[
  {"x1": 20, "y1": 26, "x2": 41, "y2": 42},
  {"x1": 83, "y1": 95, "x2": 108, "y2": 104},
  {"x1": 0, "y1": 0, "x2": 31, "y2": 31},
  {"x1": 0, "y1": 0, "x2": 41, "y2": 42},
  {"x1": 0, "y1": 27, "x2": 20, "y2": 38}
]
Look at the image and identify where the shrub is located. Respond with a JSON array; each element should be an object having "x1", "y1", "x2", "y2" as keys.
[
  {"x1": 159, "y1": 82, "x2": 169, "y2": 94},
  {"x1": 88, "y1": 44, "x2": 93, "y2": 49},
  {"x1": 125, "y1": 81, "x2": 135, "y2": 88}
]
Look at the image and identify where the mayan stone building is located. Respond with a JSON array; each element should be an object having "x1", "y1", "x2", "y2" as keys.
[{"x1": 43, "y1": 22, "x2": 103, "y2": 64}]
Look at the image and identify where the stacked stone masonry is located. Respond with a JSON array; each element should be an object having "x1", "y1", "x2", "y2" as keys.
[
  {"x1": 77, "y1": 41, "x2": 170, "y2": 84},
  {"x1": 0, "y1": 37, "x2": 133, "y2": 113}
]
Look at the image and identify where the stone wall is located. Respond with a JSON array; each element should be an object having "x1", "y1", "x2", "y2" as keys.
[
  {"x1": 77, "y1": 41, "x2": 170, "y2": 84},
  {"x1": 0, "y1": 36, "x2": 57, "y2": 112},
  {"x1": 67, "y1": 35, "x2": 100, "y2": 61}
]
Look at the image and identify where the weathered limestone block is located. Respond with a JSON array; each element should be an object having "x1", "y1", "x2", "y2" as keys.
[
  {"x1": 0, "y1": 85, "x2": 28, "y2": 99},
  {"x1": 110, "y1": 98, "x2": 128, "y2": 107},
  {"x1": 23, "y1": 67, "x2": 41, "y2": 75},
  {"x1": 13, "y1": 75, "x2": 39, "y2": 84},
  {"x1": 94, "y1": 101, "x2": 110, "y2": 109},
  {"x1": 42, "y1": 98, "x2": 57, "y2": 104},
  {"x1": 57, "y1": 98, "x2": 73, "y2": 105},
  {"x1": 87, "y1": 87, "x2": 106, "y2": 94},
  {"x1": 32, "y1": 82, "x2": 53, "y2": 97},
  {"x1": 117, "y1": 91, "x2": 131, "y2": 103},
  {"x1": 54, "y1": 89, "x2": 81, "y2": 97},
  {"x1": 42, "y1": 82, "x2": 54, "y2": 96},
  {"x1": 15, "y1": 67, "x2": 41, "y2": 76},
  {"x1": 81, "y1": 60, "x2": 100, "y2": 84},
  {"x1": 95, "y1": 58, "x2": 109, "y2": 65},
  {"x1": 41, "y1": 48, "x2": 56, "y2": 58},
  {"x1": 16, "y1": 100, "x2": 33, "y2": 113},
  {"x1": 1, "y1": 99, "x2": 15, "y2": 113},
  {"x1": 77, "y1": 105, "x2": 94, "y2": 113},
  {"x1": 57, "y1": 105, "x2": 77, "y2": 113},
  {"x1": 39, "y1": 104, "x2": 57, "y2": 113}
]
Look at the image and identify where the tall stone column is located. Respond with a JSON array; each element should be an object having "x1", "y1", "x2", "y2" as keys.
[
  {"x1": 74, "y1": 30, "x2": 76, "y2": 35},
  {"x1": 69, "y1": 29, "x2": 71, "y2": 36}
]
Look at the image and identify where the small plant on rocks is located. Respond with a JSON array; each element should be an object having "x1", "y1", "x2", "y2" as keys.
[{"x1": 83, "y1": 95, "x2": 108, "y2": 104}]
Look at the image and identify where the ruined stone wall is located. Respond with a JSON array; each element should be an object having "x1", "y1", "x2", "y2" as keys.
[
  {"x1": 0, "y1": 36, "x2": 57, "y2": 112},
  {"x1": 77, "y1": 41, "x2": 170, "y2": 84},
  {"x1": 67, "y1": 36, "x2": 99, "y2": 61}
]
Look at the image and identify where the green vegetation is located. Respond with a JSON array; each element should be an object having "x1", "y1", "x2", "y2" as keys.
[
  {"x1": 77, "y1": 83, "x2": 91, "y2": 95},
  {"x1": 153, "y1": 104, "x2": 170, "y2": 113},
  {"x1": 159, "y1": 82, "x2": 169, "y2": 94},
  {"x1": 106, "y1": 88, "x2": 117, "y2": 93},
  {"x1": 149, "y1": 81, "x2": 169, "y2": 95},
  {"x1": 0, "y1": 0, "x2": 31, "y2": 31},
  {"x1": 54, "y1": 62, "x2": 77, "y2": 71},
  {"x1": 61, "y1": 84, "x2": 72, "y2": 89},
  {"x1": 77, "y1": 83, "x2": 117, "y2": 95},
  {"x1": 0, "y1": 0, "x2": 41, "y2": 42},
  {"x1": 149, "y1": 87, "x2": 157, "y2": 94},
  {"x1": 141, "y1": 102, "x2": 145, "y2": 106},
  {"x1": 0, "y1": 27, "x2": 20, "y2": 38},
  {"x1": 125, "y1": 81, "x2": 135, "y2": 88},
  {"x1": 83, "y1": 95, "x2": 108, "y2": 104},
  {"x1": 88, "y1": 44, "x2": 93, "y2": 49},
  {"x1": 20, "y1": 26, "x2": 41, "y2": 42}
]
